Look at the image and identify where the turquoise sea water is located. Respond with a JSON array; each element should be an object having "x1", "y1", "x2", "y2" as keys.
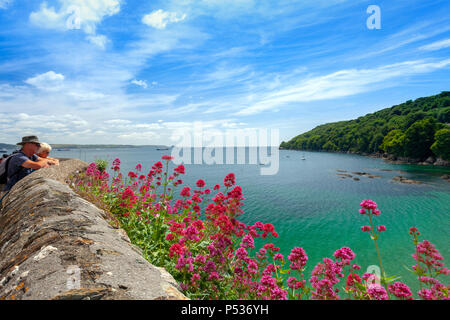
[{"x1": 49, "y1": 147, "x2": 450, "y2": 292}]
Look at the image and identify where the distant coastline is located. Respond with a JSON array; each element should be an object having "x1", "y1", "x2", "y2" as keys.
[
  {"x1": 279, "y1": 147, "x2": 450, "y2": 167},
  {"x1": 0, "y1": 143, "x2": 151, "y2": 150}
]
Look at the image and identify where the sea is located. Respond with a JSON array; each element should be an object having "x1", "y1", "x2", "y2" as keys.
[{"x1": 9, "y1": 146, "x2": 449, "y2": 292}]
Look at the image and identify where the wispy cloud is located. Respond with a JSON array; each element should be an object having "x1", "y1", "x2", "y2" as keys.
[
  {"x1": 142, "y1": 9, "x2": 186, "y2": 29},
  {"x1": 234, "y1": 59, "x2": 450, "y2": 115},
  {"x1": 24, "y1": 71, "x2": 65, "y2": 91},
  {"x1": 0, "y1": 0, "x2": 12, "y2": 9},
  {"x1": 29, "y1": 0, "x2": 121, "y2": 47},
  {"x1": 419, "y1": 38, "x2": 450, "y2": 51},
  {"x1": 131, "y1": 79, "x2": 148, "y2": 89}
]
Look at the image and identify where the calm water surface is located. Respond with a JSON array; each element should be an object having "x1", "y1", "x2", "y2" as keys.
[{"x1": 41, "y1": 147, "x2": 450, "y2": 291}]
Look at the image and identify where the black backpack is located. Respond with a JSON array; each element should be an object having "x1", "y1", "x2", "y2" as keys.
[{"x1": 0, "y1": 155, "x2": 13, "y2": 185}]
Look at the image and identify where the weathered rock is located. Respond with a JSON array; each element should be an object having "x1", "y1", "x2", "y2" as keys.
[
  {"x1": 424, "y1": 156, "x2": 435, "y2": 164},
  {"x1": 351, "y1": 172, "x2": 380, "y2": 178},
  {"x1": 0, "y1": 159, "x2": 187, "y2": 300},
  {"x1": 392, "y1": 176, "x2": 423, "y2": 185},
  {"x1": 434, "y1": 158, "x2": 450, "y2": 167},
  {"x1": 337, "y1": 173, "x2": 352, "y2": 178}
]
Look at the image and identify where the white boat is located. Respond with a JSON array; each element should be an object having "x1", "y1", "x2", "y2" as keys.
[
  {"x1": 301, "y1": 156, "x2": 306, "y2": 160},
  {"x1": 0, "y1": 149, "x2": 8, "y2": 153}
]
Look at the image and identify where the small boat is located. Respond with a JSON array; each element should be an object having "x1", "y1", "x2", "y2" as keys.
[
  {"x1": 301, "y1": 156, "x2": 306, "y2": 160},
  {"x1": 0, "y1": 149, "x2": 8, "y2": 153},
  {"x1": 156, "y1": 147, "x2": 169, "y2": 150},
  {"x1": 56, "y1": 148, "x2": 71, "y2": 151}
]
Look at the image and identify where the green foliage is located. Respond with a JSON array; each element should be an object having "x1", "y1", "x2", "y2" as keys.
[
  {"x1": 95, "y1": 159, "x2": 108, "y2": 172},
  {"x1": 281, "y1": 91, "x2": 450, "y2": 160},
  {"x1": 380, "y1": 129, "x2": 405, "y2": 156},
  {"x1": 431, "y1": 128, "x2": 450, "y2": 160},
  {"x1": 402, "y1": 118, "x2": 438, "y2": 159}
]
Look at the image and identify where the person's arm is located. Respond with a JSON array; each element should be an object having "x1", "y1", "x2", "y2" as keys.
[
  {"x1": 46, "y1": 156, "x2": 59, "y2": 165},
  {"x1": 21, "y1": 159, "x2": 50, "y2": 170},
  {"x1": 35, "y1": 155, "x2": 59, "y2": 165}
]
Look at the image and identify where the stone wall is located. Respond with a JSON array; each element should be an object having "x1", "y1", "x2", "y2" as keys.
[{"x1": 0, "y1": 159, "x2": 187, "y2": 300}]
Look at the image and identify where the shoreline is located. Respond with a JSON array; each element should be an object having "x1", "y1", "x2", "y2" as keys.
[{"x1": 279, "y1": 148, "x2": 450, "y2": 168}]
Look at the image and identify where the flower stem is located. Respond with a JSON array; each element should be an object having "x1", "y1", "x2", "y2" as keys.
[{"x1": 367, "y1": 212, "x2": 390, "y2": 298}]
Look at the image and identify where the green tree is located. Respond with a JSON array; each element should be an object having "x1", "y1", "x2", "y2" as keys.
[
  {"x1": 403, "y1": 118, "x2": 437, "y2": 159},
  {"x1": 369, "y1": 133, "x2": 384, "y2": 153},
  {"x1": 431, "y1": 128, "x2": 450, "y2": 160},
  {"x1": 438, "y1": 107, "x2": 450, "y2": 123},
  {"x1": 380, "y1": 129, "x2": 405, "y2": 156},
  {"x1": 322, "y1": 141, "x2": 338, "y2": 151},
  {"x1": 279, "y1": 92, "x2": 450, "y2": 157}
]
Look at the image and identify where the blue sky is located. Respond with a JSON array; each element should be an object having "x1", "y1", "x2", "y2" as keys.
[{"x1": 0, "y1": 0, "x2": 449, "y2": 145}]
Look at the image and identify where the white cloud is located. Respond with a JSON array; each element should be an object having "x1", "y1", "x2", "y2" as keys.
[
  {"x1": 104, "y1": 119, "x2": 132, "y2": 125},
  {"x1": 131, "y1": 79, "x2": 148, "y2": 88},
  {"x1": 25, "y1": 71, "x2": 65, "y2": 91},
  {"x1": 30, "y1": 0, "x2": 121, "y2": 46},
  {"x1": 419, "y1": 38, "x2": 450, "y2": 51},
  {"x1": 0, "y1": 0, "x2": 12, "y2": 9},
  {"x1": 142, "y1": 9, "x2": 186, "y2": 29},
  {"x1": 86, "y1": 34, "x2": 109, "y2": 48},
  {"x1": 235, "y1": 59, "x2": 450, "y2": 115},
  {"x1": 30, "y1": 0, "x2": 121, "y2": 33},
  {"x1": 67, "y1": 90, "x2": 106, "y2": 101}
]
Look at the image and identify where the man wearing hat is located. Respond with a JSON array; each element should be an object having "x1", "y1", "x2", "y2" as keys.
[{"x1": 4, "y1": 136, "x2": 54, "y2": 192}]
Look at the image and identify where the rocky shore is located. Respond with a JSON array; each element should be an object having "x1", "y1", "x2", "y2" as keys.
[
  {"x1": 391, "y1": 176, "x2": 423, "y2": 185},
  {"x1": 280, "y1": 147, "x2": 450, "y2": 167},
  {"x1": 368, "y1": 153, "x2": 450, "y2": 167}
]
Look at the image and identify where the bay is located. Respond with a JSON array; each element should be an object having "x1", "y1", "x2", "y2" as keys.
[{"x1": 50, "y1": 146, "x2": 450, "y2": 293}]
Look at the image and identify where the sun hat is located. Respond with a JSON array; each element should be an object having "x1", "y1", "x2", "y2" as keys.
[{"x1": 16, "y1": 135, "x2": 41, "y2": 146}]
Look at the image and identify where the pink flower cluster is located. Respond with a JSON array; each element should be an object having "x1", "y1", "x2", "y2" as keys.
[{"x1": 72, "y1": 159, "x2": 449, "y2": 300}]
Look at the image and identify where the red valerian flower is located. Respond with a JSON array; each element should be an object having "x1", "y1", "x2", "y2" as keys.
[
  {"x1": 333, "y1": 247, "x2": 356, "y2": 263},
  {"x1": 288, "y1": 247, "x2": 308, "y2": 270},
  {"x1": 224, "y1": 173, "x2": 235, "y2": 187},
  {"x1": 409, "y1": 226, "x2": 420, "y2": 236},
  {"x1": 154, "y1": 161, "x2": 163, "y2": 169},
  {"x1": 346, "y1": 273, "x2": 362, "y2": 286},
  {"x1": 196, "y1": 179, "x2": 205, "y2": 188},
  {"x1": 180, "y1": 186, "x2": 191, "y2": 197},
  {"x1": 169, "y1": 243, "x2": 184, "y2": 258},
  {"x1": 162, "y1": 155, "x2": 174, "y2": 161},
  {"x1": 359, "y1": 200, "x2": 380, "y2": 215},
  {"x1": 388, "y1": 282, "x2": 412, "y2": 299},
  {"x1": 263, "y1": 223, "x2": 275, "y2": 233},
  {"x1": 128, "y1": 171, "x2": 138, "y2": 178},
  {"x1": 174, "y1": 164, "x2": 185, "y2": 174}
]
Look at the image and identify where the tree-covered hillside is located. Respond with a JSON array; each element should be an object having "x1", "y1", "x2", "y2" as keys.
[{"x1": 280, "y1": 91, "x2": 450, "y2": 160}]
